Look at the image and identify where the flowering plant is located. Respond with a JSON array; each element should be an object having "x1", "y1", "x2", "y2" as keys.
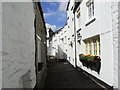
[
  {"x1": 79, "y1": 53, "x2": 101, "y2": 74},
  {"x1": 79, "y1": 54, "x2": 95, "y2": 56},
  {"x1": 79, "y1": 54, "x2": 84, "y2": 56}
]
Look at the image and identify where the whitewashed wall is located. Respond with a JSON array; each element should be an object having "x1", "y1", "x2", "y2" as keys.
[
  {"x1": 49, "y1": 0, "x2": 119, "y2": 88},
  {"x1": 66, "y1": 0, "x2": 76, "y2": 66},
  {"x1": 2, "y1": 2, "x2": 36, "y2": 88},
  {"x1": 111, "y1": 2, "x2": 119, "y2": 89},
  {"x1": 0, "y1": 0, "x2": 2, "y2": 89},
  {"x1": 118, "y1": 2, "x2": 120, "y2": 89},
  {"x1": 49, "y1": 26, "x2": 68, "y2": 60},
  {"x1": 111, "y1": 1, "x2": 120, "y2": 89},
  {"x1": 75, "y1": 1, "x2": 114, "y2": 86},
  {"x1": 47, "y1": 28, "x2": 50, "y2": 56}
]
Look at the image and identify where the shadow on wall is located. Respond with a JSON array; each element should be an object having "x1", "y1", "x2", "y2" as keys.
[
  {"x1": 79, "y1": 55, "x2": 101, "y2": 74},
  {"x1": 57, "y1": 45, "x2": 67, "y2": 62}
]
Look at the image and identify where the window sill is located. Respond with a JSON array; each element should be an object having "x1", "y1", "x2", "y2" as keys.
[
  {"x1": 85, "y1": 17, "x2": 96, "y2": 26},
  {"x1": 77, "y1": 28, "x2": 82, "y2": 32}
]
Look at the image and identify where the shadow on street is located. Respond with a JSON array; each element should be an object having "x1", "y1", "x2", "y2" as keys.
[{"x1": 44, "y1": 60, "x2": 105, "y2": 89}]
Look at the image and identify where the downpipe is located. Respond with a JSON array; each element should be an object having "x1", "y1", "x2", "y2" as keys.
[{"x1": 73, "y1": 10, "x2": 77, "y2": 68}]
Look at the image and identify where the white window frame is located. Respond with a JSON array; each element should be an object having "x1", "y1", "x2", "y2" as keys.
[
  {"x1": 93, "y1": 39, "x2": 97, "y2": 55},
  {"x1": 89, "y1": 40, "x2": 92, "y2": 54},
  {"x1": 86, "y1": 0, "x2": 94, "y2": 19},
  {"x1": 76, "y1": 6, "x2": 81, "y2": 30},
  {"x1": 86, "y1": 0, "x2": 96, "y2": 26},
  {"x1": 86, "y1": 41, "x2": 88, "y2": 54}
]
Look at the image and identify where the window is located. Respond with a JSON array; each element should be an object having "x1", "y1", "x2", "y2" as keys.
[
  {"x1": 98, "y1": 37, "x2": 100, "y2": 55},
  {"x1": 71, "y1": 6, "x2": 73, "y2": 11},
  {"x1": 76, "y1": 7, "x2": 81, "y2": 29},
  {"x1": 77, "y1": 30, "x2": 82, "y2": 44},
  {"x1": 85, "y1": 41, "x2": 88, "y2": 54},
  {"x1": 54, "y1": 39, "x2": 57, "y2": 42},
  {"x1": 61, "y1": 38, "x2": 64, "y2": 41},
  {"x1": 86, "y1": 0, "x2": 94, "y2": 19},
  {"x1": 89, "y1": 40, "x2": 92, "y2": 54},
  {"x1": 77, "y1": 7, "x2": 80, "y2": 17},
  {"x1": 72, "y1": 18, "x2": 74, "y2": 21},
  {"x1": 93, "y1": 39, "x2": 97, "y2": 55},
  {"x1": 65, "y1": 36, "x2": 67, "y2": 44},
  {"x1": 77, "y1": 30, "x2": 82, "y2": 40},
  {"x1": 84, "y1": 35, "x2": 100, "y2": 56},
  {"x1": 67, "y1": 17, "x2": 69, "y2": 20}
]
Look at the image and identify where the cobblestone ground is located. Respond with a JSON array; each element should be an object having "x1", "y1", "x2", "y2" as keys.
[{"x1": 44, "y1": 60, "x2": 105, "y2": 89}]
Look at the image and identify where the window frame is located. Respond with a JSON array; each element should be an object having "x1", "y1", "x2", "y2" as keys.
[
  {"x1": 84, "y1": 35, "x2": 100, "y2": 56},
  {"x1": 86, "y1": 0, "x2": 94, "y2": 19},
  {"x1": 76, "y1": 6, "x2": 81, "y2": 30},
  {"x1": 85, "y1": 0, "x2": 96, "y2": 26},
  {"x1": 89, "y1": 40, "x2": 92, "y2": 54},
  {"x1": 93, "y1": 39, "x2": 97, "y2": 55}
]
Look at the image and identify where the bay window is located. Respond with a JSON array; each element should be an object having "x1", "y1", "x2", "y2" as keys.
[{"x1": 84, "y1": 35, "x2": 100, "y2": 56}]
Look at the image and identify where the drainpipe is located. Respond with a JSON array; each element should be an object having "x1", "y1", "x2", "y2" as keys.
[{"x1": 73, "y1": 6, "x2": 77, "y2": 68}]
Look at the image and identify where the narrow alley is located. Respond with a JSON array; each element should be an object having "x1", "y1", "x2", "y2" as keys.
[
  {"x1": 1, "y1": 0, "x2": 120, "y2": 89},
  {"x1": 44, "y1": 60, "x2": 107, "y2": 89}
]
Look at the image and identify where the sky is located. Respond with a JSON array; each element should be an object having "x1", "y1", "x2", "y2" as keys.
[{"x1": 41, "y1": 1, "x2": 68, "y2": 31}]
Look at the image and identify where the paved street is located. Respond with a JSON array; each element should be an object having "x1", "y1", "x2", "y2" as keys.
[{"x1": 44, "y1": 60, "x2": 105, "y2": 89}]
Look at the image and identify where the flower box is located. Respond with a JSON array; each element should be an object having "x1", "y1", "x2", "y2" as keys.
[{"x1": 79, "y1": 54, "x2": 101, "y2": 74}]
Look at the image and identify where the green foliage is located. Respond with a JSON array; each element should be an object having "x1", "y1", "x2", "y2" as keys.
[{"x1": 79, "y1": 55, "x2": 101, "y2": 74}]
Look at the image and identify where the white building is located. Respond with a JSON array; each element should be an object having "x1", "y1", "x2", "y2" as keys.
[
  {"x1": 48, "y1": 25, "x2": 68, "y2": 61},
  {"x1": 50, "y1": 0, "x2": 120, "y2": 89},
  {"x1": 66, "y1": 1, "x2": 76, "y2": 66},
  {"x1": 47, "y1": 28, "x2": 50, "y2": 56},
  {"x1": 1, "y1": 1, "x2": 47, "y2": 88},
  {"x1": 2, "y1": 2, "x2": 36, "y2": 88},
  {"x1": 74, "y1": 0, "x2": 114, "y2": 87},
  {"x1": 111, "y1": 2, "x2": 120, "y2": 89}
]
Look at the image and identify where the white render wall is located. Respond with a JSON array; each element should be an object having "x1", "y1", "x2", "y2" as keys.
[
  {"x1": 48, "y1": 25, "x2": 69, "y2": 60},
  {"x1": 2, "y1": 2, "x2": 36, "y2": 88},
  {"x1": 66, "y1": 0, "x2": 75, "y2": 66},
  {"x1": 118, "y1": 2, "x2": 120, "y2": 89},
  {"x1": 0, "y1": 0, "x2": 2, "y2": 89},
  {"x1": 47, "y1": 28, "x2": 50, "y2": 56},
  {"x1": 75, "y1": 1, "x2": 114, "y2": 86},
  {"x1": 49, "y1": 0, "x2": 119, "y2": 88},
  {"x1": 111, "y1": 2, "x2": 119, "y2": 89}
]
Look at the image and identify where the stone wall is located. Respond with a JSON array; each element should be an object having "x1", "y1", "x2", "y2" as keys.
[{"x1": 2, "y1": 2, "x2": 36, "y2": 88}]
